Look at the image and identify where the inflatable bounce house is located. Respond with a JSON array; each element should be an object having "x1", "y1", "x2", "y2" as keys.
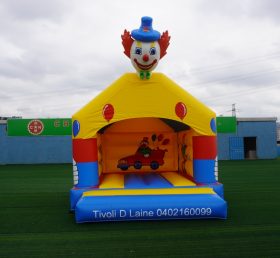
[{"x1": 70, "y1": 17, "x2": 227, "y2": 223}]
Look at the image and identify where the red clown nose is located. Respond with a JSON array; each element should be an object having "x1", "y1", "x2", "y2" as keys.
[{"x1": 142, "y1": 54, "x2": 149, "y2": 62}]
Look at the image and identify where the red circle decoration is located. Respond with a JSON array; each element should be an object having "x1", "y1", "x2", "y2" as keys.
[
  {"x1": 175, "y1": 102, "x2": 187, "y2": 120},
  {"x1": 102, "y1": 104, "x2": 114, "y2": 122},
  {"x1": 27, "y1": 119, "x2": 44, "y2": 135}
]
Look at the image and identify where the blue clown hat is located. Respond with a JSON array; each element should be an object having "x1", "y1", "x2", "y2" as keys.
[{"x1": 131, "y1": 16, "x2": 161, "y2": 42}]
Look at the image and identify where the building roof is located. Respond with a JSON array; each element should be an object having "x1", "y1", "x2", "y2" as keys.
[
  {"x1": 237, "y1": 117, "x2": 277, "y2": 122},
  {"x1": 0, "y1": 116, "x2": 22, "y2": 124}
]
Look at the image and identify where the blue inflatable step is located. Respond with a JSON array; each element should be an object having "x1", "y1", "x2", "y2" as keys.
[
  {"x1": 74, "y1": 188, "x2": 227, "y2": 223},
  {"x1": 124, "y1": 173, "x2": 173, "y2": 189}
]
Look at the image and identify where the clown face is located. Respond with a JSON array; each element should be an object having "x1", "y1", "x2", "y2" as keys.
[{"x1": 130, "y1": 41, "x2": 160, "y2": 73}]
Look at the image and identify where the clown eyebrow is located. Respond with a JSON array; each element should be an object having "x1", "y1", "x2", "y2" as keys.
[
  {"x1": 150, "y1": 42, "x2": 155, "y2": 48},
  {"x1": 136, "y1": 41, "x2": 142, "y2": 47}
]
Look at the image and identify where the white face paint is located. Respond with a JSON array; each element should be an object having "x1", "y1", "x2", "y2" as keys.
[{"x1": 130, "y1": 41, "x2": 160, "y2": 73}]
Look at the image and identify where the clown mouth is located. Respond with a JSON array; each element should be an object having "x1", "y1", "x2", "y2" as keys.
[{"x1": 134, "y1": 59, "x2": 157, "y2": 70}]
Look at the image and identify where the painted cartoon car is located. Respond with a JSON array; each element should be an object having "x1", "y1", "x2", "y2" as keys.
[{"x1": 117, "y1": 148, "x2": 167, "y2": 171}]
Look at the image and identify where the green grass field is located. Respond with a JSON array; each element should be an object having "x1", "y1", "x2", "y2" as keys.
[{"x1": 0, "y1": 160, "x2": 280, "y2": 258}]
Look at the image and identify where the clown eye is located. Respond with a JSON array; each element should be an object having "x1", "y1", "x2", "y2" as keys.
[
  {"x1": 135, "y1": 47, "x2": 142, "y2": 55},
  {"x1": 150, "y1": 47, "x2": 156, "y2": 55}
]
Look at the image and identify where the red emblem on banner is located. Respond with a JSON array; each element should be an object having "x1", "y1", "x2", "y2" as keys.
[{"x1": 27, "y1": 120, "x2": 44, "y2": 135}]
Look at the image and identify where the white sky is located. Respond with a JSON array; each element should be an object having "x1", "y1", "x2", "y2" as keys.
[{"x1": 0, "y1": 0, "x2": 279, "y2": 120}]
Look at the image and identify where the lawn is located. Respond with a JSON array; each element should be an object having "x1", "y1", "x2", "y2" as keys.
[{"x1": 0, "y1": 160, "x2": 279, "y2": 258}]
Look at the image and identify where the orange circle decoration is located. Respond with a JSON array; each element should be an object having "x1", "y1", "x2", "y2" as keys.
[
  {"x1": 102, "y1": 104, "x2": 114, "y2": 122},
  {"x1": 175, "y1": 102, "x2": 187, "y2": 120},
  {"x1": 27, "y1": 119, "x2": 44, "y2": 135}
]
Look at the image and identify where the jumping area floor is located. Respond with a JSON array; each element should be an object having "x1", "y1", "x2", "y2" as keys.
[{"x1": 99, "y1": 172, "x2": 196, "y2": 189}]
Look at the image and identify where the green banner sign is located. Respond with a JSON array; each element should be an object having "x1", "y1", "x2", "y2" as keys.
[
  {"x1": 216, "y1": 116, "x2": 237, "y2": 133},
  {"x1": 7, "y1": 118, "x2": 72, "y2": 136}
]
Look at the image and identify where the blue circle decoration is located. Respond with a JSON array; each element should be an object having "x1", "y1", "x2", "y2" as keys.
[
  {"x1": 73, "y1": 120, "x2": 80, "y2": 137},
  {"x1": 210, "y1": 118, "x2": 216, "y2": 133}
]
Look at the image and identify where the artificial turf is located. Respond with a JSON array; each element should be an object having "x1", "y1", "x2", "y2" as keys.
[{"x1": 0, "y1": 160, "x2": 279, "y2": 258}]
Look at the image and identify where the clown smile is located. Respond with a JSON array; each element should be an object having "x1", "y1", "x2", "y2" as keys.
[{"x1": 134, "y1": 59, "x2": 157, "y2": 70}]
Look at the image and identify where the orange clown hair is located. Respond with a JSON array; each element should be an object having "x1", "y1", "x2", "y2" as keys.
[
  {"x1": 158, "y1": 31, "x2": 170, "y2": 59},
  {"x1": 121, "y1": 29, "x2": 171, "y2": 59},
  {"x1": 121, "y1": 30, "x2": 134, "y2": 58}
]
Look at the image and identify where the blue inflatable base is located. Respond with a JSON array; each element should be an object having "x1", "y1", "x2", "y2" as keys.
[
  {"x1": 70, "y1": 187, "x2": 92, "y2": 211},
  {"x1": 199, "y1": 183, "x2": 225, "y2": 198},
  {"x1": 75, "y1": 192, "x2": 227, "y2": 223}
]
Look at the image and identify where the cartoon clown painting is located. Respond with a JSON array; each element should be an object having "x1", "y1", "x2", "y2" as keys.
[
  {"x1": 122, "y1": 16, "x2": 170, "y2": 79},
  {"x1": 137, "y1": 137, "x2": 152, "y2": 157}
]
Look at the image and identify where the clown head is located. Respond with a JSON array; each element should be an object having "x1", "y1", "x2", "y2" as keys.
[
  {"x1": 122, "y1": 16, "x2": 170, "y2": 79},
  {"x1": 130, "y1": 40, "x2": 160, "y2": 75}
]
